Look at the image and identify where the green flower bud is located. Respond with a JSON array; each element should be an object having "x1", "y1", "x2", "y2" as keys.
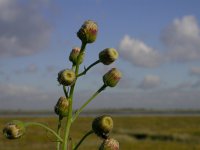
[
  {"x1": 3, "y1": 120, "x2": 25, "y2": 139},
  {"x1": 77, "y1": 20, "x2": 98, "y2": 44},
  {"x1": 99, "y1": 138, "x2": 119, "y2": 150},
  {"x1": 92, "y1": 115, "x2": 113, "y2": 139},
  {"x1": 103, "y1": 68, "x2": 122, "y2": 87},
  {"x1": 69, "y1": 47, "x2": 85, "y2": 65},
  {"x1": 57, "y1": 69, "x2": 76, "y2": 86},
  {"x1": 54, "y1": 96, "x2": 69, "y2": 117},
  {"x1": 99, "y1": 48, "x2": 119, "y2": 65}
]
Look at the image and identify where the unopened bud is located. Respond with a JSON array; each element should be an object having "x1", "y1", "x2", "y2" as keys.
[
  {"x1": 77, "y1": 20, "x2": 98, "y2": 44},
  {"x1": 99, "y1": 138, "x2": 119, "y2": 150},
  {"x1": 92, "y1": 115, "x2": 113, "y2": 139},
  {"x1": 69, "y1": 47, "x2": 85, "y2": 65},
  {"x1": 54, "y1": 96, "x2": 69, "y2": 117},
  {"x1": 3, "y1": 120, "x2": 25, "y2": 139},
  {"x1": 103, "y1": 68, "x2": 122, "y2": 87},
  {"x1": 57, "y1": 69, "x2": 76, "y2": 86},
  {"x1": 99, "y1": 48, "x2": 118, "y2": 65}
]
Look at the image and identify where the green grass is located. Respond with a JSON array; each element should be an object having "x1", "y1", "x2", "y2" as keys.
[{"x1": 1, "y1": 116, "x2": 200, "y2": 150}]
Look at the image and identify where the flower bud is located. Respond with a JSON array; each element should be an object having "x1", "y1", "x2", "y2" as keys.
[
  {"x1": 3, "y1": 120, "x2": 25, "y2": 139},
  {"x1": 99, "y1": 48, "x2": 118, "y2": 65},
  {"x1": 103, "y1": 68, "x2": 122, "y2": 87},
  {"x1": 92, "y1": 115, "x2": 113, "y2": 139},
  {"x1": 57, "y1": 69, "x2": 76, "y2": 86},
  {"x1": 77, "y1": 20, "x2": 98, "y2": 44},
  {"x1": 54, "y1": 96, "x2": 69, "y2": 117},
  {"x1": 69, "y1": 47, "x2": 85, "y2": 65},
  {"x1": 99, "y1": 138, "x2": 119, "y2": 150}
]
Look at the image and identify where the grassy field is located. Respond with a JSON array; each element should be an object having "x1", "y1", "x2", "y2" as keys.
[{"x1": 1, "y1": 116, "x2": 200, "y2": 150}]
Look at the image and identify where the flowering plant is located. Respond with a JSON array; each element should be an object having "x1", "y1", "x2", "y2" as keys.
[{"x1": 3, "y1": 20, "x2": 121, "y2": 150}]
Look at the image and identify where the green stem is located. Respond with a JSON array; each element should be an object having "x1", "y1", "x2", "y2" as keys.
[
  {"x1": 57, "y1": 117, "x2": 62, "y2": 150},
  {"x1": 72, "y1": 65, "x2": 76, "y2": 71},
  {"x1": 63, "y1": 86, "x2": 68, "y2": 98},
  {"x1": 73, "y1": 130, "x2": 94, "y2": 150},
  {"x1": 24, "y1": 122, "x2": 63, "y2": 142},
  {"x1": 63, "y1": 98, "x2": 72, "y2": 150},
  {"x1": 77, "y1": 60, "x2": 100, "y2": 77},
  {"x1": 62, "y1": 42, "x2": 87, "y2": 150},
  {"x1": 72, "y1": 84, "x2": 107, "y2": 122}
]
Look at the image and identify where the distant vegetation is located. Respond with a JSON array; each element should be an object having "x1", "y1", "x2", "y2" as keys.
[
  {"x1": 1, "y1": 108, "x2": 200, "y2": 117},
  {"x1": 1, "y1": 116, "x2": 200, "y2": 150}
]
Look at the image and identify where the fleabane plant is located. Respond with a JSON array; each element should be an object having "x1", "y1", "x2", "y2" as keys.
[{"x1": 3, "y1": 20, "x2": 121, "y2": 150}]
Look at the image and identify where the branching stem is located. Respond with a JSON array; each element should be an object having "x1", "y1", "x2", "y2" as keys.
[
  {"x1": 72, "y1": 84, "x2": 107, "y2": 122},
  {"x1": 77, "y1": 60, "x2": 100, "y2": 77},
  {"x1": 73, "y1": 130, "x2": 94, "y2": 150},
  {"x1": 24, "y1": 122, "x2": 63, "y2": 142}
]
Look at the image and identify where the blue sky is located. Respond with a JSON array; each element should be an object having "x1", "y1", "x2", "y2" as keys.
[{"x1": 1, "y1": 0, "x2": 200, "y2": 110}]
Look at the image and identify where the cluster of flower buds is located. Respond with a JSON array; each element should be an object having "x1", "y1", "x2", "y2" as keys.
[
  {"x1": 3, "y1": 120, "x2": 25, "y2": 139},
  {"x1": 3, "y1": 20, "x2": 121, "y2": 150},
  {"x1": 77, "y1": 20, "x2": 98, "y2": 44},
  {"x1": 69, "y1": 47, "x2": 85, "y2": 65},
  {"x1": 57, "y1": 69, "x2": 76, "y2": 86},
  {"x1": 54, "y1": 96, "x2": 69, "y2": 118}
]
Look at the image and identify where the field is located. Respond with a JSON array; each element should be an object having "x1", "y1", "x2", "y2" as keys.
[{"x1": 1, "y1": 116, "x2": 200, "y2": 150}]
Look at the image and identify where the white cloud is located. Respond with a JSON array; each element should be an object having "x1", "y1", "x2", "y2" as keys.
[
  {"x1": 0, "y1": 0, "x2": 52, "y2": 57},
  {"x1": 119, "y1": 35, "x2": 162, "y2": 68},
  {"x1": 190, "y1": 66, "x2": 200, "y2": 77},
  {"x1": 161, "y1": 15, "x2": 200, "y2": 61},
  {"x1": 138, "y1": 75, "x2": 161, "y2": 90}
]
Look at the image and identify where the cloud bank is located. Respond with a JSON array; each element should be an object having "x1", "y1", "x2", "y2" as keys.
[
  {"x1": 0, "y1": 83, "x2": 59, "y2": 110},
  {"x1": 119, "y1": 15, "x2": 200, "y2": 67}
]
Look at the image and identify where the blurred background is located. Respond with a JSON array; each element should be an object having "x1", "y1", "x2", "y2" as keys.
[{"x1": 1, "y1": 1, "x2": 200, "y2": 150}]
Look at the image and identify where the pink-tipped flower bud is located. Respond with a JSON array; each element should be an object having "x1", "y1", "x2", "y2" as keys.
[
  {"x1": 99, "y1": 138, "x2": 119, "y2": 150},
  {"x1": 103, "y1": 68, "x2": 122, "y2": 87},
  {"x1": 77, "y1": 20, "x2": 98, "y2": 44},
  {"x1": 57, "y1": 69, "x2": 76, "y2": 86},
  {"x1": 69, "y1": 47, "x2": 85, "y2": 65},
  {"x1": 54, "y1": 96, "x2": 69, "y2": 117},
  {"x1": 99, "y1": 48, "x2": 119, "y2": 65},
  {"x1": 3, "y1": 120, "x2": 25, "y2": 139},
  {"x1": 92, "y1": 115, "x2": 113, "y2": 139}
]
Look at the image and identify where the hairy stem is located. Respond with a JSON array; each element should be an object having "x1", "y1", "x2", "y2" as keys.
[
  {"x1": 62, "y1": 42, "x2": 87, "y2": 150},
  {"x1": 77, "y1": 60, "x2": 100, "y2": 77}
]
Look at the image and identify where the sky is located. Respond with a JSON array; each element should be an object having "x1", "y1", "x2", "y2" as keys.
[{"x1": 1, "y1": 0, "x2": 200, "y2": 110}]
